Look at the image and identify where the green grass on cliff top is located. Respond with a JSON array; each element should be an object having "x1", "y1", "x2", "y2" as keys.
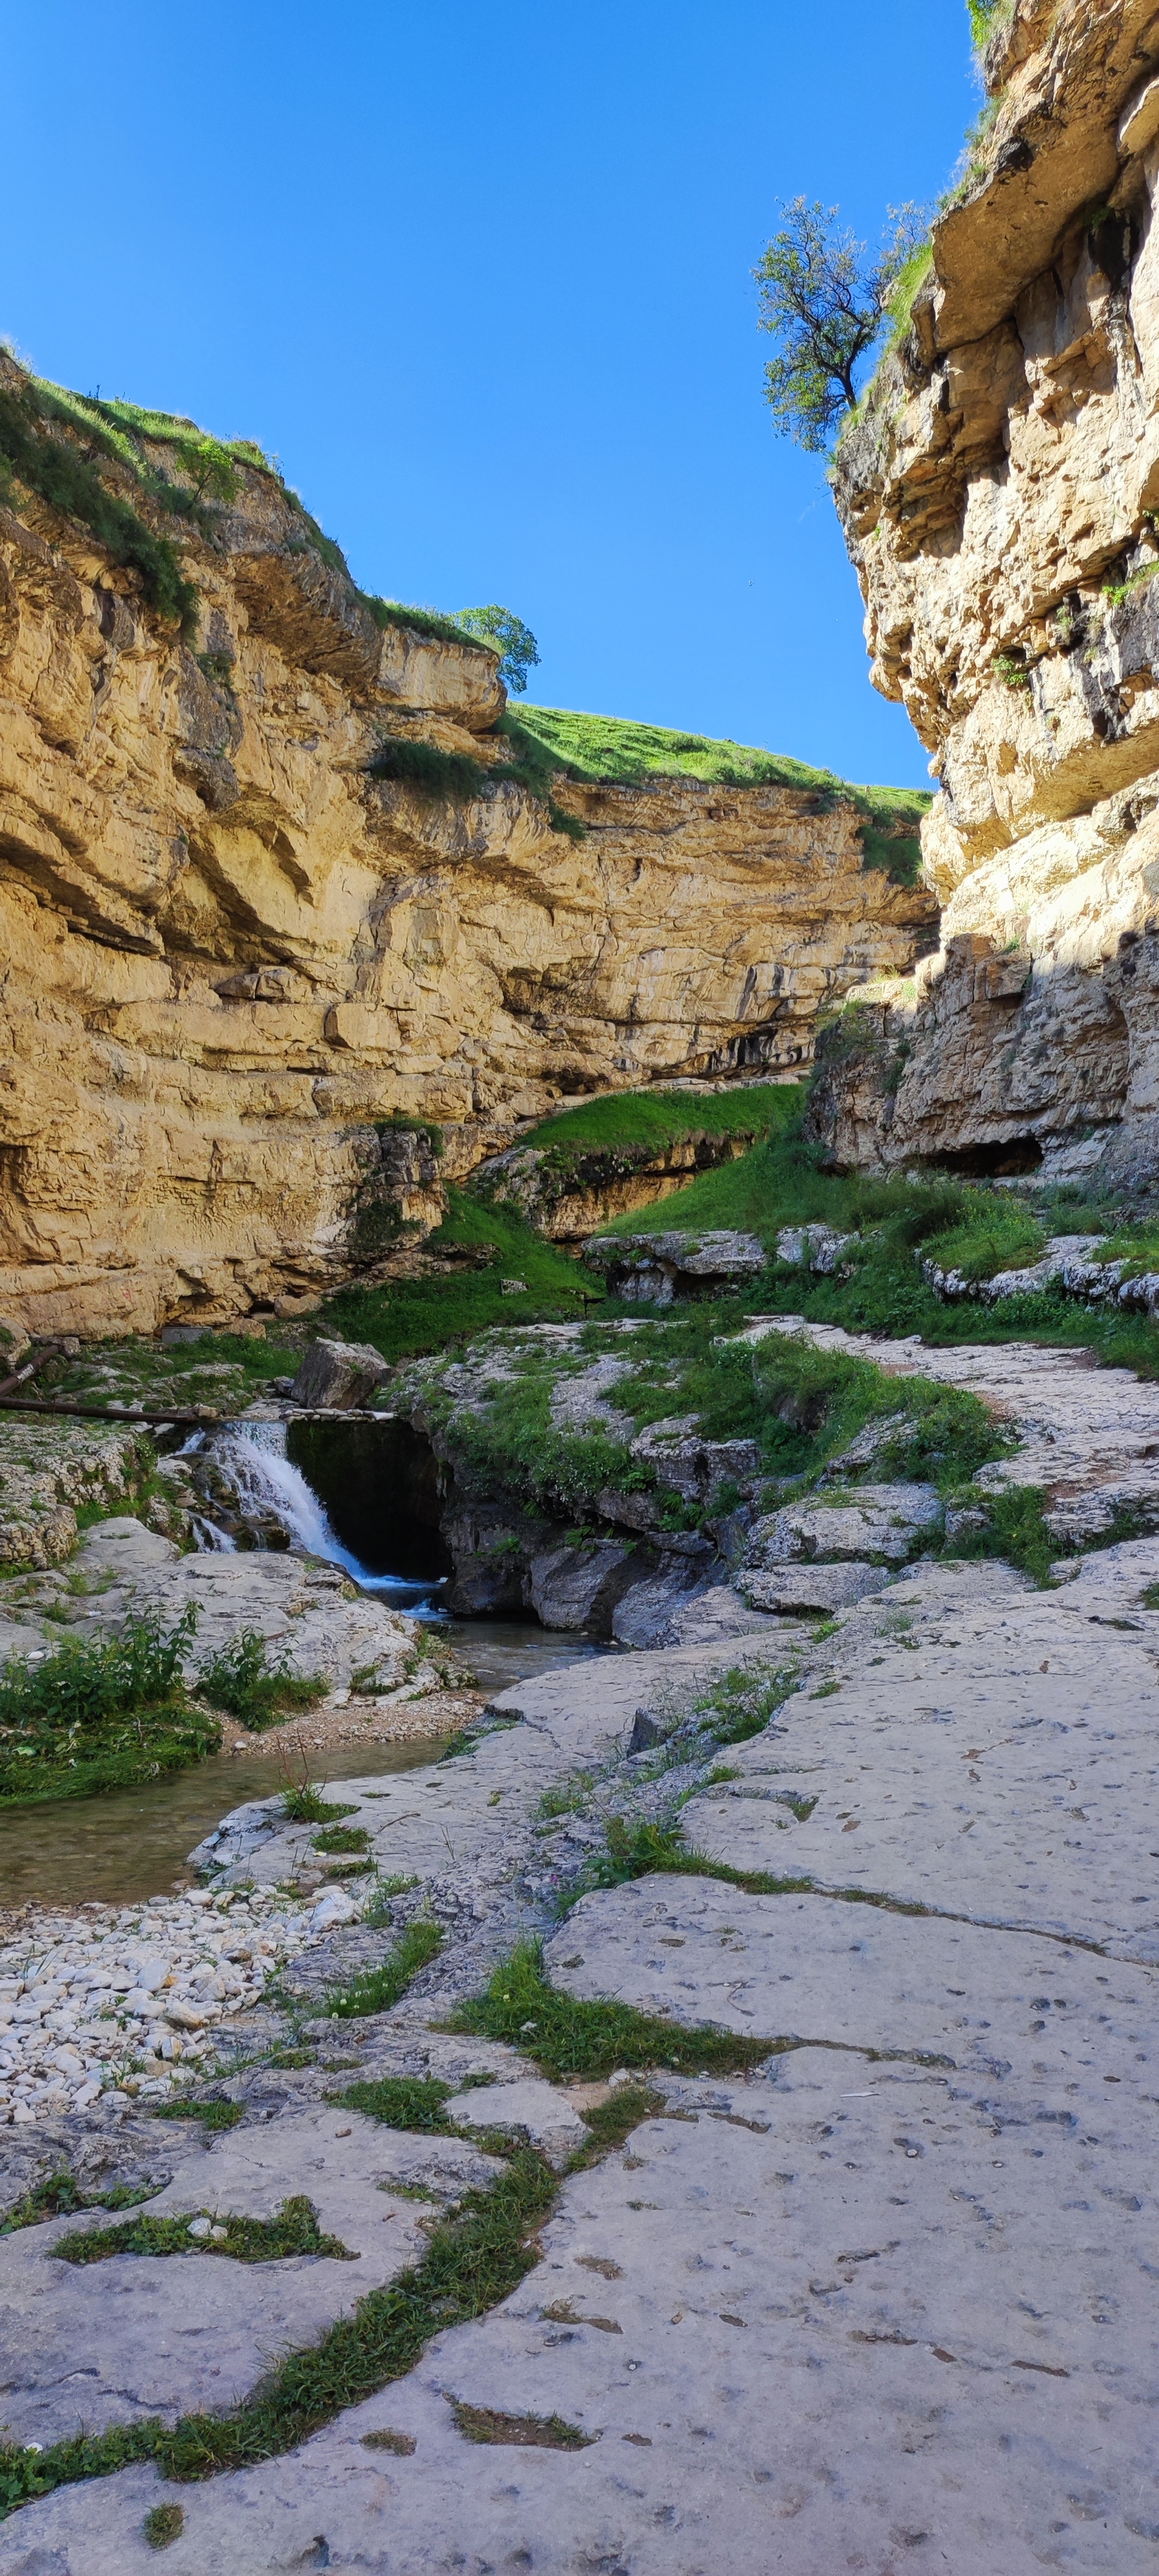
[
  {"x1": 520, "y1": 1080, "x2": 800, "y2": 1158},
  {"x1": 512, "y1": 705, "x2": 930, "y2": 825}
]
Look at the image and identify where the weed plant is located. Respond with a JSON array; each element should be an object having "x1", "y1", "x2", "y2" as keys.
[
  {"x1": 58, "y1": 2194, "x2": 353, "y2": 2267},
  {"x1": 325, "y1": 1919, "x2": 443, "y2": 2020},
  {"x1": 449, "y1": 1940, "x2": 774, "y2": 2082},
  {"x1": 0, "y1": 1608, "x2": 219, "y2": 1807},
  {"x1": 197, "y1": 1631, "x2": 326, "y2": 1733}
]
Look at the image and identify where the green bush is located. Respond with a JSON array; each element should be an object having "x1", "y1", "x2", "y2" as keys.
[
  {"x1": 0, "y1": 1608, "x2": 220, "y2": 1807},
  {"x1": 367, "y1": 738, "x2": 490, "y2": 800},
  {"x1": 196, "y1": 1630, "x2": 325, "y2": 1733}
]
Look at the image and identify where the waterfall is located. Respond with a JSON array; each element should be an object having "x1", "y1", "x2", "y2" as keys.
[{"x1": 189, "y1": 1421, "x2": 444, "y2": 1610}]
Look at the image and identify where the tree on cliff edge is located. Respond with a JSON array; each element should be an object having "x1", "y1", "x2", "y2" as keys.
[
  {"x1": 755, "y1": 198, "x2": 925, "y2": 451},
  {"x1": 456, "y1": 605, "x2": 540, "y2": 695}
]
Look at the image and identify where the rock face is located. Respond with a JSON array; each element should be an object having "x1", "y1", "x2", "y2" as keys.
[
  {"x1": 824, "y1": 0, "x2": 1159, "y2": 1180},
  {"x1": 0, "y1": 350, "x2": 933, "y2": 1336}
]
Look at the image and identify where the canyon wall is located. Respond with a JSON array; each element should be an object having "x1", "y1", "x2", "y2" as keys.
[
  {"x1": 821, "y1": 0, "x2": 1159, "y2": 1182},
  {"x1": 0, "y1": 354, "x2": 932, "y2": 1333}
]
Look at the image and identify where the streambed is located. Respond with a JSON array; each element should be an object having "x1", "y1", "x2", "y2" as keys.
[{"x1": 2, "y1": 1423, "x2": 607, "y2": 1914}]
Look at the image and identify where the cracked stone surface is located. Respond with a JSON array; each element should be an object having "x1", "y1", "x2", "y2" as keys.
[
  {"x1": 6, "y1": 1356, "x2": 1159, "y2": 2568},
  {"x1": 736, "y1": 1317, "x2": 1159, "y2": 1541},
  {"x1": 0, "y1": 2106, "x2": 503, "y2": 2448},
  {"x1": 685, "y1": 1551, "x2": 1159, "y2": 1962}
]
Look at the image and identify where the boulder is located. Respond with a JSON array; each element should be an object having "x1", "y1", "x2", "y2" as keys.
[
  {"x1": 740, "y1": 1561, "x2": 892, "y2": 1614},
  {"x1": 525, "y1": 1537, "x2": 638, "y2": 1634},
  {"x1": 290, "y1": 1337, "x2": 392, "y2": 1409},
  {"x1": 583, "y1": 1229, "x2": 767, "y2": 1302},
  {"x1": 746, "y1": 1482, "x2": 942, "y2": 1569}
]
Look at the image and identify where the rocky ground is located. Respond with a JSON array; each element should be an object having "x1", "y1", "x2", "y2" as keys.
[{"x1": 0, "y1": 1324, "x2": 1157, "y2": 2568}]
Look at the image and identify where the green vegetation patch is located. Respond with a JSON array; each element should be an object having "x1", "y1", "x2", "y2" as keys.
[
  {"x1": 1, "y1": 2174, "x2": 151, "y2": 2234},
  {"x1": 517, "y1": 1081, "x2": 798, "y2": 1168},
  {"x1": 145, "y1": 2504, "x2": 184, "y2": 2549},
  {"x1": 0, "y1": 378, "x2": 199, "y2": 633},
  {"x1": 282, "y1": 1786, "x2": 359, "y2": 1825},
  {"x1": 323, "y1": 1187, "x2": 595, "y2": 1368},
  {"x1": 449, "y1": 1940, "x2": 773, "y2": 2082},
  {"x1": 325, "y1": 1919, "x2": 444, "y2": 2021},
  {"x1": 510, "y1": 706, "x2": 928, "y2": 826},
  {"x1": 337, "y1": 2075, "x2": 456, "y2": 2132},
  {"x1": 0, "y1": 1609, "x2": 220, "y2": 1809},
  {"x1": 150, "y1": 2097, "x2": 244, "y2": 2133},
  {"x1": 197, "y1": 1630, "x2": 326, "y2": 1734},
  {"x1": 590, "y1": 1109, "x2": 1159, "y2": 1373},
  {"x1": 57, "y1": 2194, "x2": 354, "y2": 2267}
]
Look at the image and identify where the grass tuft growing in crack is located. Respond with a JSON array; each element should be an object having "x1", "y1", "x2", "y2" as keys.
[
  {"x1": 150, "y1": 2097, "x2": 243, "y2": 2133},
  {"x1": 451, "y1": 2401, "x2": 594, "y2": 2449},
  {"x1": 1, "y1": 2174, "x2": 152, "y2": 2234},
  {"x1": 336, "y1": 2075, "x2": 456, "y2": 2132},
  {"x1": 58, "y1": 2193, "x2": 342, "y2": 2264},
  {"x1": 0, "y1": 2146, "x2": 556, "y2": 2521},
  {"x1": 325, "y1": 1920, "x2": 443, "y2": 2021},
  {"x1": 55, "y1": 2194, "x2": 354, "y2": 2268},
  {"x1": 447, "y1": 1940, "x2": 772, "y2": 2082}
]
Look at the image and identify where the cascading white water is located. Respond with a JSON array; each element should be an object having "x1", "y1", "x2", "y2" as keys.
[{"x1": 191, "y1": 1421, "x2": 444, "y2": 1609}]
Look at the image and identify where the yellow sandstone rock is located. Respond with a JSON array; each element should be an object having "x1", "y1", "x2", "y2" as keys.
[
  {"x1": 0, "y1": 353, "x2": 932, "y2": 1331},
  {"x1": 826, "y1": 0, "x2": 1159, "y2": 1180}
]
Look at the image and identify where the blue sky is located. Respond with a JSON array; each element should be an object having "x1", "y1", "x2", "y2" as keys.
[{"x1": 5, "y1": 2, "x2": 977, "y2": 790}]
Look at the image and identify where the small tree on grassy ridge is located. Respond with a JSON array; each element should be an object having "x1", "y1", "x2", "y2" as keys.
[
  {"x1": 455, "y1": 606, "x2": 540, "y2": 695},
  {"x1": 754, "y1": 198, "x2": 926, "y2": 451}
]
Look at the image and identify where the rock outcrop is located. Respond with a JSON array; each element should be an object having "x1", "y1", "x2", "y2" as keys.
[
  {"x1": 0, "y1": 353, "x2": 932, "y2": 1336},
  {"x1": 823, "y1": 0, "x2": 1159, "y2": 1180}
]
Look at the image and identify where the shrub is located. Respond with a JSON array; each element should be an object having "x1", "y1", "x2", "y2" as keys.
[
  {"x1": 367, "y1": 738, "x2": 489, "y2": 800},
  {"x1": 0, "y1": 1608, "x2": 220, "y2": 1806},
  {"x1": 196, "y1": 1631, "x2": 325, "y2": 1733}
]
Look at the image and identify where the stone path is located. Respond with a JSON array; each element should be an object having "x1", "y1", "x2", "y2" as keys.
[{"x1": 5, "y1": 1341, "x2": 1159, "y2": 2567}]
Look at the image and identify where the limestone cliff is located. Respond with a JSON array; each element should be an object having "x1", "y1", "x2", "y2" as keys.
[
  {"x1": 0, "y1": 354, "x2": 932, "y2": 1333},
  {"x1": 825, "y1": 0, "x2": 1159, "y2": 1181}
]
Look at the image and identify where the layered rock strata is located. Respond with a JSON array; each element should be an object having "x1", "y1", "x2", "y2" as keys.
[
  {"x1": 826, "y1": 0, "x2": 1159, "y2": 1178},
  {"x1": 0, "y1": 352, "x2": 932, "y2": 1335}
]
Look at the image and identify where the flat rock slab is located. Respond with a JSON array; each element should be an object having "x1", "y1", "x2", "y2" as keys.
[
  {"x1": 543, "y1": 1876, "x2": 1157, "y2": 2093},
  {"x1": 0, "y1": 2105, "x2": 501, "y2": 2448},
  {"x1": 197, "y1": 1632, "x2": 797, "y2": 1888},
  {"x1": 12, "y1": 2061, "x2": 1157, "y2": 2573},
  {"x1": 444, "y1": 2077, "x2": 589, "y2": 2167},
  {"x1": 683, "y1": 1551, "x2": 1159, "y2": 1959}
]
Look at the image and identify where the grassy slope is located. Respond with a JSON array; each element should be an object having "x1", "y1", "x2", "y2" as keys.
[
  {"x1": 322, "y1": 1090, "x2": 802, "y2": 1367},
  {"x1": 520, "y1": 1081, "x2": 801, "y2": 1158},
  {"x1": 596, "y1": 1122, "x2": 1159, "y2": 1374},
  {"x1": 512, "y1": 706, "x2": 930, "y2": 828}
]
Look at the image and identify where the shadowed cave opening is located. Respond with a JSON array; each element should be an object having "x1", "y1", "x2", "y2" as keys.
[
  {"x1": 920, "y1": 1134, "x2": 1044, "y2": 1179},
  {"x1": 285, "y1": 1416, "x2": 453, "y2": 1580}
]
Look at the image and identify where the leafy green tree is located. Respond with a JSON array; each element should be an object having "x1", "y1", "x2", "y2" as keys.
[
  {"x1": 456, "y1": 604, "x2": 540, "y2": 695},
  {"x1": 754, "y1": 198, "x2": 926, "y2": 452}
]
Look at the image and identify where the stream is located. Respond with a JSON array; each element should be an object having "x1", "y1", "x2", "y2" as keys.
[{"x1": 0, "y1": 1420, "x2": 605, "y2": 1913}]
